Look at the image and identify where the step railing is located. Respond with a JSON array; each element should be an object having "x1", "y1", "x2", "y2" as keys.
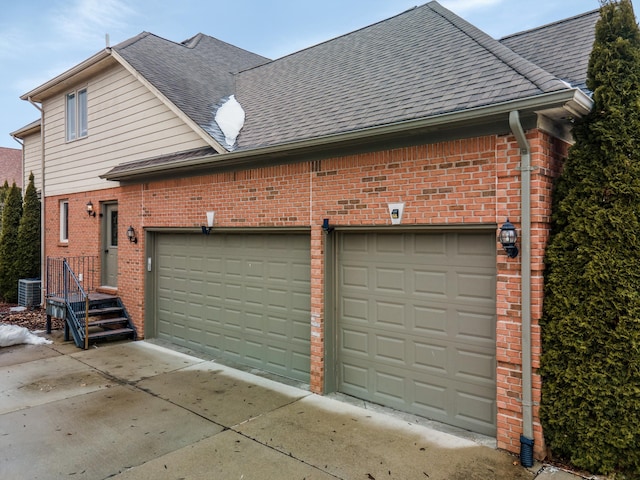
[
  {"x1": 46, "y1": 257, "x2": 96, "y2": 349},
  {"x1": 46, "y1": 256, "x2": 98, "y2": 299}
]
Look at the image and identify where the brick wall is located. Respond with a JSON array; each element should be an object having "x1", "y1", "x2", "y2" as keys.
[{"x1": 45, "y1": 130, "x2": 569, "y2": 458}]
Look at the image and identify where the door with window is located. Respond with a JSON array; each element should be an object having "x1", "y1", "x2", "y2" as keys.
[{"x1": 102, "y1": 203, "x2": 118, "y2": 288}]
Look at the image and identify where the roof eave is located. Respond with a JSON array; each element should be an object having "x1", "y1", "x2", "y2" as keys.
[
  {"x1": 102, "y1": 88, "x2": 593, "y2": 182},
  {"x1": 11, "y1": 119, "x2": 42, "y2": 139},
  {"x1": 20, "y1": 49, "x2": 113, "y2": 102}
]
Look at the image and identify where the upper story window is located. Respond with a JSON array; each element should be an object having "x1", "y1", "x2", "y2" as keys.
[{"x1": 66, "y1": 88, "x2": 88, "y2": 141}]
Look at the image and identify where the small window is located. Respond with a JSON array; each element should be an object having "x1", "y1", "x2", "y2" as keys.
[
  {"x1": 60, "y1": 200, "x2": 69, "y2": 243},
  {"x1": 66, "y1": 88, "x2": 88, "y2": 141}
]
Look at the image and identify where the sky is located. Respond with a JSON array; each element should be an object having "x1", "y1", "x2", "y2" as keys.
[{"x1": 0, "y1": 0, "x2": 632, "y2": 149}]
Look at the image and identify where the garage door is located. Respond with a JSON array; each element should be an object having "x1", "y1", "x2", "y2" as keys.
[
  {"x1": 155, "y1": 233, "x2": 311, "y2": 382},
  {"x1": 337, "y1": 231, "x2": 496, "y2": 435}
]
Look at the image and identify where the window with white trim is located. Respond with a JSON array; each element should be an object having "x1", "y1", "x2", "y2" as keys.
[
  {"x1": 60, "y1": 200, "x2": 69, "y2": 243},
  {"x1": 66, "y1": 88, "x2": 88, "y2": 141}
]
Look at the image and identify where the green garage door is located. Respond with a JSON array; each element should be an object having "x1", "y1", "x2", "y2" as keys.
[
  {"x1": 155, "y1": 233, "x2": 311, "y2": 382},
  {"x1": 337, "y1": 231, "x2": 496, "y2": 435}
]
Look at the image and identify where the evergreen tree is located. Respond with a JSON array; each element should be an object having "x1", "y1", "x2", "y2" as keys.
[
  {"x1": 0, "y1": 183, "x2": 23, "y2": 303},
  {"x1": 540, "y1": 0, "x2": 640, "y2": 475},
  {"x1": 0, "y1": 180, "x2": 9, "y2": 234},
  {"x1": 17, "y1": 173, "x2": 40, "y2": 280}
]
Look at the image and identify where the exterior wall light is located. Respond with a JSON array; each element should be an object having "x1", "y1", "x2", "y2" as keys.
[
  {"x1": 126, "y1": 226, "x2": 138, "y2": 244},
  {"x1": 86, "y1": 201, "x2": 96, "y2": 217},
  {"x1": 322, "y1": 218, "x2": 334, "y2": 233},
  {"x1": 499, "y1": 219, "x2": 519, "y2": 258},
  {"x1": 202, "y1": 211, "x2": 215, "y2": 235}
]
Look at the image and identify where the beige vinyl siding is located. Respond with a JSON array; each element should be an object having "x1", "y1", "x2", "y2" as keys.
[
  {"x1": 43, "y1": 64, "x2": 209, "y2": 197},
  {"x1": 23, "y1": 131, "x2": 42, "y2": 192}
]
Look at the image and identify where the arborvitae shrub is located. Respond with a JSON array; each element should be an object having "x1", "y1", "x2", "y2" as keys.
[
  {"x1": 17, "y1": 172, "x2": 41, "y2": 280},
  {"x1": 0, "y1": 183, "x2": 23, "y2": 303},
  {"x1": 540, "y1": 0, "x2": 640, "y2": 475}
]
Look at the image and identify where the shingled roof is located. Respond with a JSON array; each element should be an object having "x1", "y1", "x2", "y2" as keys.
[
  {"x1": 500, "y1": 9, "x2": 599, "y2": 92},
  {"x1": 0, "y1": 147, "x2": 22, "y2": 188},
  {"x1": 102, "y1": 1, "x2": 597, "y2": 180},
  {"x1": 233, "y1": 1, "x2": 588, "y2": 150},
  {"x1": 112, "y1": 32, "x2": 270, "y2": 147}
]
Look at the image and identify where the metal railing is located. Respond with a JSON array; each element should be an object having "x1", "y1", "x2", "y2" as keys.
[
  {"x1": 46, "y1": 256, "x2": 98, "y2": 349},
  {"x1": 46, "y1": 256, "x2": 98, "y2": 299}
]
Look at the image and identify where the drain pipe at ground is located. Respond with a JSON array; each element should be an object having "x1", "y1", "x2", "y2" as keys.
[{"x1": 508, "y1": 110, "x2": 534, "y2": 467}]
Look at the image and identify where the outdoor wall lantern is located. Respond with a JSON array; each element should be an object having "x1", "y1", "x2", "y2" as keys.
[
  {"x1": 202, "y1": 211, "x2": 215, "y2": 235},
  {"x1": 86, "y1": 201, "x2": 96, "y2": 217},
  {"x1": 499, "y1": 219, "x2": 519, "y2": 258},
  {"x1": 126, "y1": 226, "x2": 138, "y2": 244},
  {"x1": 322, "y1": 218, "x2": 334, "y2": 234}
]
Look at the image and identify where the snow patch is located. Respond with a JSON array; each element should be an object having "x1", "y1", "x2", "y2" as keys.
[
  {"x1": 0, "y1": 324, "x2": 52, "y2": 347},
  {"x1": 214, "y1": 95, "x2": 245, "y2": 149}
]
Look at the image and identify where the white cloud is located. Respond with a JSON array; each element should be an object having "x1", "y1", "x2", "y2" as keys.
[{"x1": 52, "y1": 0, "x2": 137, "y2": 45}]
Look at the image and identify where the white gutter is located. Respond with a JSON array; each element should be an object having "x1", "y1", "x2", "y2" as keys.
[
  {"x1": 27, "y1": 97, "x2": 45, "y2": 307},
  {"x1": 509, "y1": 110, "x2": 534, "y2": 465}
]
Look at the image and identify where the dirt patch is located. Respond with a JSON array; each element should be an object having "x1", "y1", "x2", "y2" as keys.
[{"x1": 0, "y1": 303, "x2": 63, "y2": 331}]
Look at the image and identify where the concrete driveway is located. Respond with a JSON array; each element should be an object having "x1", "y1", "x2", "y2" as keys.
[{"x1": 0, "y1": 332, "x2": 581, "y2": 479}]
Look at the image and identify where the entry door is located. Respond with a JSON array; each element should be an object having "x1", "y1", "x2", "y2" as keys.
[{"x1": 102, "y1": 203, "x2": 118, "y2": 287}]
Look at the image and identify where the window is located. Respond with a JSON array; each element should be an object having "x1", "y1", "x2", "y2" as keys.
[
  {"x1": 60, "y1": 200, "x2": 69, "y2": 243},
  {"x1": 66, "y1": 88, "x2": 88, "y2": 141}
]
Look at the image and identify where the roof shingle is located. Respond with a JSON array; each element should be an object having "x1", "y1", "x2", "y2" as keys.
[
  {"x1": 113, "y1": 32, "x2": 270, "y2": 148},
  {"x1": 233, "y1": 1, "x2": 583, "y2": 149},
  {"x1": 500, "y1": 9, "x2": 599, "y2": 92},
  {"x1": 0, "y1": 147, "x2": 22, "y2": 188}
]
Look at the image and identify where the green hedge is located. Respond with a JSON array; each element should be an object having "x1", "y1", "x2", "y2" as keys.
[{"x1": 540, "y1": 0, "x2": 640, "y2": 475}]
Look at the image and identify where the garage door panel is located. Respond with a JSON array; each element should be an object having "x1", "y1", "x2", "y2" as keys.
[
  {"x1": 375, "y1": 334, "x2": 406, "y2": 364},
  {"x1": 414, "y1": 341, "x2": 448, "y2": 373},
  {"x1": 342, "y1": 328, "x2": 369, "y2": 355},
  {"x1": 341, "y1": 362, "x2": 369, "y2": 393},
  {"x1": 454, "y1": 389, "x2": 496, "y2": 430},
  {"x1": 342, "y1": 265, "x2": 368, "y2": 288},
  {"x1": 413, "y1": 269, "x2": 448, "y2": 297},
  {"x1": 375, "y1": 370, "x2": 406, "y2": 402},
  {"x1": 456, "y1": 272, "x2": 496, "y2": 303},
  {"x1": 413, "y1": 305, "x2": 448, "y2": 335},
  {"x1": 456, "y1": 310, "x2": 496, "y2": 343},
  {"x1": 338, "y1": 231, "x2": 496, "y2": 436},
  {"x1": 456, "y1": 233, "x2": 496, "y2": 257},
  {"x1": 267, "y1": 315, "x2": 288, "y2": 338},
  {"x1": 155, "y1": 233, "x2": 311, "y2": 382},
  {"x1": 413, "y1": 380, "x2": 448, "y2": 417},
  {"x1": 455, "y1": 348, "x2": 496, "y2": 384},
  {"x1": 375, "y1": 267, "x2": 405, "y2": 292},
  {"x1": 413, "y1": 233, "x2": 447, "y2": 255},
  {"x1": 376, "y1": 300, "x2": 405, "y2": 327},
  {"x1": 342, "y1": 297, "x2": 368, "y2": 322}
]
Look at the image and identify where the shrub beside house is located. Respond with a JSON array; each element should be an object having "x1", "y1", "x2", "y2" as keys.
[{"x1": 11, "y1": 1, "x2": 603, "y2": 462}]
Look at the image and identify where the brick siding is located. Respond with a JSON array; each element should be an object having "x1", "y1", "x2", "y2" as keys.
[{"x1": 45, "y1": 130, "x2": 569, "y2": 459}]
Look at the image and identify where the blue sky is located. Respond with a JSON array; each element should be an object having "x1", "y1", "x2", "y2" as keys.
[{"x1": 0, "y1": 0, "x2": 627, "y2": 148}]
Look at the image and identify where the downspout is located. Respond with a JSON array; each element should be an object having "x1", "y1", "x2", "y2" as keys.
[
  {"x1": 508, "y1": 110, "x2": 534, "y2": 467},
  {"x1": 27, "y1": 97, "x2": 45, "y2": 307}
]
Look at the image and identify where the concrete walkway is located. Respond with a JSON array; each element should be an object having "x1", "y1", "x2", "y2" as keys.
[{"x1": 0, "y1": 332, "x2": 589, "y2": 479}]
